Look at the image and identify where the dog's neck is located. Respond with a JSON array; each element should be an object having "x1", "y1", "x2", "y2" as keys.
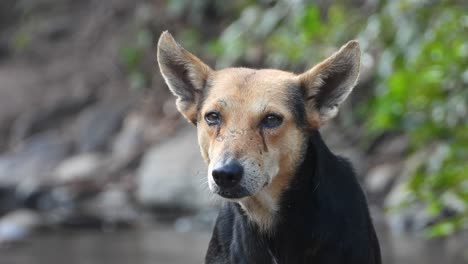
[{"x1": 239, "y1": 189, "x2": 279, "y2": 232}]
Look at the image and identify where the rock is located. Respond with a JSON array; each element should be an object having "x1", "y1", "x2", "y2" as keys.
[
  {"x1": 320, "y1": 123, "x2": 366, "y2": 175},
  {"x1": 0, "y1": 209, "x2": 41, "y2": 244},
  {"x1": 52, "y1": 153, "x2": 105, "y2": 184},
  {"x1": 49, "y1": 184, "x2": 137, "y2": 230},
  {"x1": 0, "y1": 38, "x2": 10, "y2": 61},
  {"x1": 82, "y1": 184, "x2": 138, "y2": 227},
  {"x1": 40, "y1": 17, "x2": 73, "y2": 41},
  {"x1": 0, "y1": 132, "x2": 71, "y2": 216},
  {"x1": 9, "y1": 93, "x2": 96, "y2": 145},
  {"x1": 384, "y1": 147, "x2": 432, "y2": 233},
  {"x1": 367, "y1": 133, "x2": 409, "y2": 165},
  {"x1": 109, "y1": 113, "x2": 148, "y2": 172},
  {"x1": 0, "y1": 185, "x2": 76, "y2": 218},
  {"x1": 0, "y1": 0, "x2": 18, "y2": 32},
  {"x1": 0, "y1": 187, "x2": 19, "y2": 215},
  {"x1": 136, "y1": 126, "x2": 211, "y2": 211},
  {"x1": 365, "y1": 163, "x2": 401, "y2": 194},
  {"x1": 334, "y1": 147, "x2": 366, "y2": 176},
  {"x1": 28, "y1": 186, "x2": 75, "y2": 215},
  {"x1": 74, "y1": 101, "x2": 131, "y2": 153},
  {"x1": 0, "y1": 132, "x2": 70, "y2": 186}
]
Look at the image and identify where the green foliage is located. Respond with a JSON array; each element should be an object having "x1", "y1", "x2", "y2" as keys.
[
  {"x1": 208, "y1": 2, "x2": 364, "y2": 69},
  {"x1": 366, "y1": 1, "x2": 468, "y2": 236},
  {"x1": 120, "y1": 29, "x2": 153, "y2": 90}
]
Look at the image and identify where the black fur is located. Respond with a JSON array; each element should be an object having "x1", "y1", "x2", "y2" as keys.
[
  {"x1": 286, "y1": 84, "x2": 307, "y2": 128},
  {"x1": 205, "y1": 130, "x2": 381, "y2": 264}
]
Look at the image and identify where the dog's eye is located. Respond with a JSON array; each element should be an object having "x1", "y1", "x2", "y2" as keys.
[
  {"x1": 205, "y1": 112, "x2": 221, "y2": 125},
  {"x1": 261, "y1": 114, "x2": 283, "y2": 128}
]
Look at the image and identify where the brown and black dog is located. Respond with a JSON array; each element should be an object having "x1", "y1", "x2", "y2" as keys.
[{"x1": 157, "y1": 31, "x2": 381, "y2": 264}]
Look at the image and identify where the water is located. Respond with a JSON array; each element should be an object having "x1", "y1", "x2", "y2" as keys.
[
  {"x1": 1, "y1": 222, "x2": 466, "y2": 264},
  {"x1": 1, "y1": 224, "x2": 210, "y2": 264}
]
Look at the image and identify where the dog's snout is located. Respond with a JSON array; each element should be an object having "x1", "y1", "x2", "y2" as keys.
[{"x1": 212, "y1": 161, "x2": 243, "y2": 188}]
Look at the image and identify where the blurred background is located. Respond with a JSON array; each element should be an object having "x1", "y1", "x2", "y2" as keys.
[{"x1": 0, "y1": 0, "x2": 467, "y2": 263}]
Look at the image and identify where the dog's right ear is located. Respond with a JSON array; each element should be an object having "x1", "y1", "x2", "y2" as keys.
[
  {"x1": 298, "y1": 40, "x2": 361, "y2": 127},
  {"x1": 157, "y1": 31, "x2": 212, "y2": 124}
]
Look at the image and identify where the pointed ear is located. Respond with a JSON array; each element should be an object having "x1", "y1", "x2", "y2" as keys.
[
  {"x1": 298, "y1": 40, "x2": 361, "y2": 126},
  {"x1": 157, "y1": 31, "x2": 213, "y2": 124}
]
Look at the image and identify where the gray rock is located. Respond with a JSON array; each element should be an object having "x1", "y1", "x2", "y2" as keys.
[
  {"x1": 365, "y1": 163, "x2": 401, "y2": 194},
  {"x1": 109, "y1": 113, "x2": 148, "y2": 172},
  {"x1": 368, "y1": 134, "x2": 409, "y2": 165},
  {"x1": 74, "y1": 102, "x2": 131, "y2": 153},
  {"x1": 51, "y1": 153, "x2": 105, "y2": 184},
  {"x1": 136, "y1": 126, "x2": 212, "y2": 210},
  {"x1": 0, "y1": 0, "x2": 18, "y2": 32},
  {"x1": 0, "y1": 209, "x2": 41, "y2": 244},
  {"x1": 384, "y1": 147, "x2": 432, "y2": 233},
  {"x1": 0, "y1": 132, "x2": 70, "y2": 186},
  {"x1": 9, "y1": 93, "x2": 96, "y2": 145},
  {"x1": 334, "y1": 147, "x2": 366, "y2": 176},
  {"x1": 82, "y1": 184, "x2": 138, "y2": 226}
]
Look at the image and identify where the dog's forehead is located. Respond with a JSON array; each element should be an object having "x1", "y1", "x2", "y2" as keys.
[{"x1": 204, "y1": 68, "x2": 298, "y2": 109}]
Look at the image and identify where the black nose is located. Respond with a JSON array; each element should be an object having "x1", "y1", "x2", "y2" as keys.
[{"x1": 212, "y1": 161, "x2": 244, "y2": 188}]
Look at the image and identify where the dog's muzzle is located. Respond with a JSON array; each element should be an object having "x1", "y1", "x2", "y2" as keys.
[{"x1": 211, "y1": 160, "x2": 249, "y2": 199}]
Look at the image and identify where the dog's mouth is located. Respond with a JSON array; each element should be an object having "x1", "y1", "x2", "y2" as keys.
[
  {"x1": 211, "y1": 178, "x2": 271, "y2": 200},
  {"x1": 213, "y1": 186, "x2": 251, "y2": 199}
]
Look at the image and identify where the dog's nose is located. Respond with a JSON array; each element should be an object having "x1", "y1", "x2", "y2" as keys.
[{"x1": 212, "y1": 161, "x2": 243, "y2": 188}]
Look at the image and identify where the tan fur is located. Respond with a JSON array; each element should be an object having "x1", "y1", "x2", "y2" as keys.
[
  {"x1": 157, "y1": 31, "x2": 212, "y2": 123},
  {"x1": 157, "y1": 32, "x2": 361, "y2": 231},
  {"x1": 197, "y1": 69, "x2": 307, "y2": 230}
]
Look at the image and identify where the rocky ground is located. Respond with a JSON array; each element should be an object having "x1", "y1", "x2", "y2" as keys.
[{"x1": 0, "y1": 0, "x2": 467, "y2": 263}]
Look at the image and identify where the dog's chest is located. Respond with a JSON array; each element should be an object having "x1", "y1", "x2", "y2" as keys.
[{"x1": 268, "y1": 248, "x2": 279, "y2": 264}]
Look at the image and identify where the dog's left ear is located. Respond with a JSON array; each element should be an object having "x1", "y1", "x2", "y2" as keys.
[
  {"x1": 157, "y1": 31, "x2": 213, "y2": 124},
  {"x1": 299, "y1": 40, "x2": 360, "y2": 127}
]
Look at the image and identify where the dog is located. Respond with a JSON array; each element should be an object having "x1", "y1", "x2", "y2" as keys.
[{"x1": 157, "y1": 31, "x2": 381, "y2": 264}]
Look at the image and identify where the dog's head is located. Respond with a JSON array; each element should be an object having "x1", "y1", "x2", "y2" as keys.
[{"x1": 157, "y1": 31, "x2": 360, "y2": 202}]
